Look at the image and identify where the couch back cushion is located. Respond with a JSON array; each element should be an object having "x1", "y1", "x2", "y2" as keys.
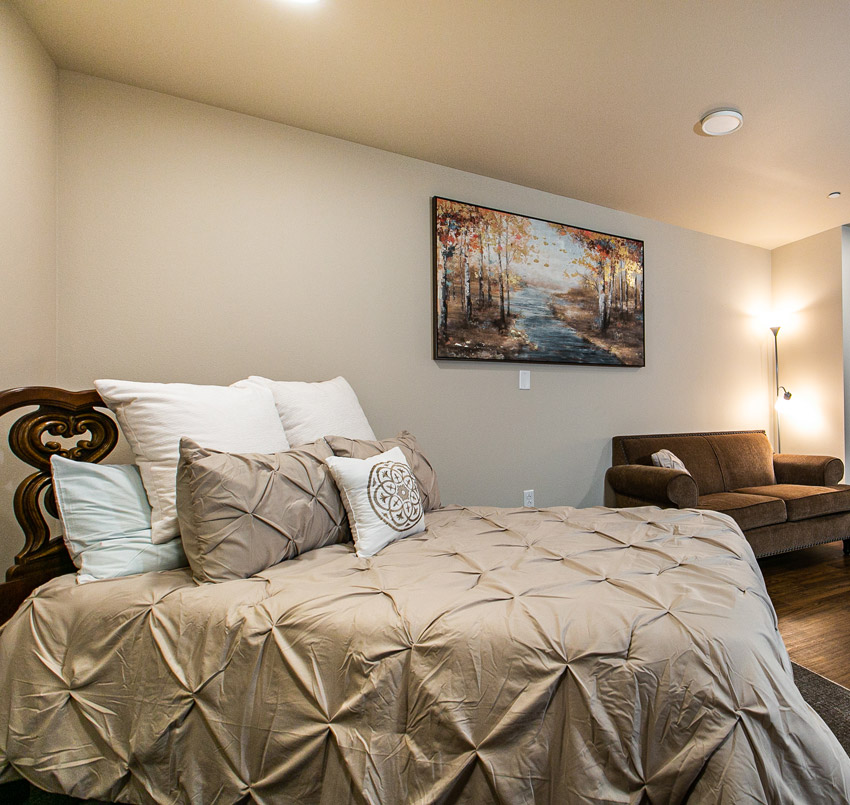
[
  {"x1": 614, "y1": 435, "x2": 725, "y2": 495},
  {"x1": 705, "y1": 432, "x2": 775, "y2": 490}
]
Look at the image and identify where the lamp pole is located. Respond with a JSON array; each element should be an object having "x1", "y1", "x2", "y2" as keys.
[{"x1": 770, "y1": 325, "x2": 782, "y2": 453}]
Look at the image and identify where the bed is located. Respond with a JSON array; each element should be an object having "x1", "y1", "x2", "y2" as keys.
[{"x1": 0, "y1": 386, "x2": 848, "y2": 803}]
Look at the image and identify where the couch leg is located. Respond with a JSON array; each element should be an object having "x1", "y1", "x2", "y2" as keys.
[{"x1": 844, "y1": 539, "x2": 850, "y2": 555}]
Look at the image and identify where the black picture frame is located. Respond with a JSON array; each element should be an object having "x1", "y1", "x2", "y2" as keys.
[{"x1": 432, "y1": 197, "x2": 645, "y2": 367}]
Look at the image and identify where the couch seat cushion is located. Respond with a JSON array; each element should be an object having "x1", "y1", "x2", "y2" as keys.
[
  {"x1": 735, "y1": 484, "x2": 850, "y2": 522},
  {"x1": 696, "y1": 492, "x2": 787, "y2": 530}
]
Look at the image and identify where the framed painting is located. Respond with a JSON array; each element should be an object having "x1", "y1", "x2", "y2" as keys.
[{"x1": 433, "y1": 197, "x2": 645, "y2": 366}]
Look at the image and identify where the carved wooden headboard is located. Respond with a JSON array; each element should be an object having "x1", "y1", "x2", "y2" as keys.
[{"x1": 0, "y1": 386, "x2": 117, "y2": 622}]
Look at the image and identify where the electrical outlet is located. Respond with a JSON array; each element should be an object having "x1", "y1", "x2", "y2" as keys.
[
  {"x1": 519, "y1": 370, "x2": 531, "y2": 390},
  {"x1": 523, "y1": 489, "x2": 534, "y2": 507}
]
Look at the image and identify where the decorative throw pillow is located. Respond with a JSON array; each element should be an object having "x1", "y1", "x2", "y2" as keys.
[
  {"x1": 94, "y1": 379, "x2": 290, "y2": 543},
  {"x1": 51, "y1": 456, "x2": 187, "y2": 583},
  {"x1": 176, "y1": 438, "x2": 350, "y2": 583},
  {"x1": 324, "y1": 431, "x2": 441, "y2": 512},
  {"x1": 651, "y1": 449, "x2": 690, "y2": 474},
  {"x1": 239, "y1": 376, "x2": 375, "y2": 447},
  {"x1": 324, "y1": 447, "x2": 425, "y2": 558}
]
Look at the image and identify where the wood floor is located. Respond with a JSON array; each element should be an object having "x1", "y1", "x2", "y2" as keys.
[{"x1": 760, "y1": 540, "x2": 850, "y2": 687}]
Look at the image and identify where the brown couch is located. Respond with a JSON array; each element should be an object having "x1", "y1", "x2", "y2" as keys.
[{"x1": 606, "y1": 430, "x2": 850, "y2": 558}]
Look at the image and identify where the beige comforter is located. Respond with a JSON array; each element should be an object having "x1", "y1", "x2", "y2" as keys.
[{"x1": 1, "y1": 505, "x2": 848, "y2": 803}]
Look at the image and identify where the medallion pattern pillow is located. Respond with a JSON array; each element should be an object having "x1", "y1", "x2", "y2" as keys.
[{"x1": 325, "y1": 446, "x2": 425, "y2": 557}]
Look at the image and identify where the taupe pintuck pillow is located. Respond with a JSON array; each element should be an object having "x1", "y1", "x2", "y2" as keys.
[
  {"x1": 176, "y1": 437, "x2": 350, "y2": 584},
  {"x1": 324, "y1": 431, "x2": 441, "y2": 512}
]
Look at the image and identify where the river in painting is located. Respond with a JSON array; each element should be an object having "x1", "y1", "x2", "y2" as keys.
[{"x1": 511, "y1": 284, "x2": 622, "y2": 365}]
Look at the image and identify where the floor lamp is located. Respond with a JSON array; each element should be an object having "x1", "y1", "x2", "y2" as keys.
[{"x1": 770, "y1": 325, "x2": 792, "y2": 453}]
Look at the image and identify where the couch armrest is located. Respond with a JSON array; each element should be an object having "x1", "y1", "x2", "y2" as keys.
[
  {"x1": 773, "y1": 453, "x2": 844, "y2": 486},
  {"x1": 605, "y1": 465, "x2": 698, "y2": 508}
]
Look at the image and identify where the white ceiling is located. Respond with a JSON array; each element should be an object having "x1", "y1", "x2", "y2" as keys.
[{"x1": 13, "y1": 0, "x2": 850, "y2": 249}]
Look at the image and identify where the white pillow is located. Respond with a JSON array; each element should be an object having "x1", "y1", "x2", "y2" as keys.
[
  {"x1": 94, "y1": 379, "x2": 289, "y2": 543},
  {"x1": 240, "y1": 375, "x2": 375, "y2": 447},
  {"x1": 651, "y1": 449, "x2": 690, "y2": 474},
  {"x1": 51, "y1": 456, "x2": 187, "y2": 583},
  {"x1": 325, "y1": 446, "x2": 425, "y2": 558}
]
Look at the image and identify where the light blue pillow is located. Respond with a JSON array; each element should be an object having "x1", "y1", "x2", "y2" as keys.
[{"x1": 51, "y1": 455, "x2": 187, "y2": 582}]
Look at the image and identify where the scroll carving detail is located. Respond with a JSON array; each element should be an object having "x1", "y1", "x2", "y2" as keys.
[
  {"x1": 0, "y1": 387, "x2": 117, "y2": 581},
  {"x1": 9, "y1": 410, "x2": 117, "y2": 471}
]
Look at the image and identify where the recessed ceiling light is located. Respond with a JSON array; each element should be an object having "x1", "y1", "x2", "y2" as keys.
[
  {"x1": 828, "y1": 191, "x2": 842, "y2": 199},
  {"x1": 699, "y1": 109, "x2": 743, "y2": 136}
]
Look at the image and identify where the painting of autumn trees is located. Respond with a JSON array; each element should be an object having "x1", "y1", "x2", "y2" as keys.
[{"x1": 433, "y1": 197, "x2": 644, "y2": 366}]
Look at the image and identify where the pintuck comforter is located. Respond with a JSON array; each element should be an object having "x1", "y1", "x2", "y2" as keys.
[{"x1": 1, "y1": 505, "x2": 848, "y2": 804}]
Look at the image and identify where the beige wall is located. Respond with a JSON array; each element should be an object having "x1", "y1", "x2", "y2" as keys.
[
  {"x1": 0, "y1": 5, "x2": 58, "y2": 571},
  {"x1": 51, "y1": 72, "x2": 772, "y2": 528},
  {"x1": 771, "y1": 227, "x2": 845, "y2": 462}
]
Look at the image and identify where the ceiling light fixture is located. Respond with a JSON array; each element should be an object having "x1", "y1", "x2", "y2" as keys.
[
  {"x1": 828, "y1": 191, "x2": 842, "y2": 199},
  {"x1": 699, "y1": 109, "x2": 743, "y2": 136}
]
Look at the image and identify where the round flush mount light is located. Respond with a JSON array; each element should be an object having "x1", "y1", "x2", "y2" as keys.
[
  {"x1": 828, "y1": 191, "x2": 842, "y2": 199},
  {"x1": 699, "y1": 109, "x2": 744, "y2": 136}
]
